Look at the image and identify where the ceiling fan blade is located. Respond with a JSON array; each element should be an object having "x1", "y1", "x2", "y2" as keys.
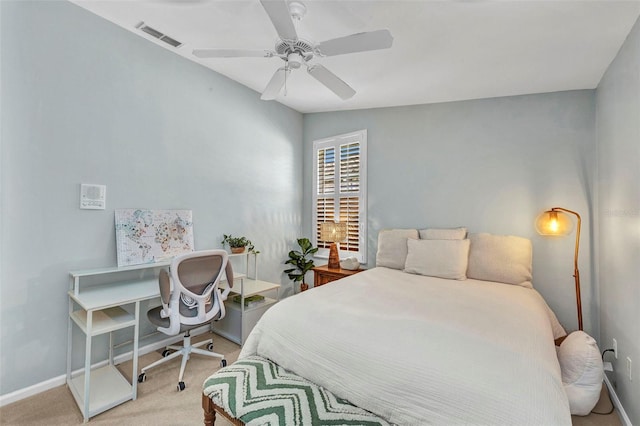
[
  {"x1": 261, "y1": 67, "x2": 290, "y2": 100},
  {"x1": 307, "y1": 64, "x2": 355, "y2": 100},
  {"x1": 260, "y1": 0, "x2": 298, "y2": 41},
  {"x1": 316, "y1": 29, "x2": 393, "y2": 57},
  {"x1": 192, "y1": 48, "x2": 273, "y2": 58}
]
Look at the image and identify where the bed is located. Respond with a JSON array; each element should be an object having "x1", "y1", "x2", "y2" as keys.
[{"x1": 203, "y1": 230, "x2": 572, "y2": 425}]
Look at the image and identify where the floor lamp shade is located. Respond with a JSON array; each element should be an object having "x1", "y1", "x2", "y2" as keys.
[
  {"x1": 535, "y1": 209, "x2": 574, "y2": 236},
  {"x1": 535, "y1": 207, "x2": 583, "y2": 331},
  {"x1": 320, "y1": 222, "x2": 347, "y2": 269}
]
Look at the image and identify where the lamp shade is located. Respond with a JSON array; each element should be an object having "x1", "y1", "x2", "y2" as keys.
[
  {"x1": 535, "y1": 209, "x2": 574, "y2": 236},
  {"x1": 320, "y1": 222, "x2": 347, "y2": 243}
]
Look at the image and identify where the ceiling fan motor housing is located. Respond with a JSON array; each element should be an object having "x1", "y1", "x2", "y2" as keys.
[
  {"x1": 276, "y1": 39, "x2": 314, "y2": 55},
  {"x1": 275, "y1": 38, "x2": 315, "y2": 67}
]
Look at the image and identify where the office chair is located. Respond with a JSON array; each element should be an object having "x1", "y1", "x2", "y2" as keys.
[{"x1": 137, "y1": 249, "x2": 233, "y2": 391}]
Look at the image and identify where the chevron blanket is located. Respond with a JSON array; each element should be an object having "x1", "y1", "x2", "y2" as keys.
[{"x1": 203, "y1": 356, "x2": 391, "y2": 425}]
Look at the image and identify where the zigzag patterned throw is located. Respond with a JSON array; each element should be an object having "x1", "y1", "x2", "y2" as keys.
[{"x1": 203, "y1": 356, "x2": 391, "y2": 425}]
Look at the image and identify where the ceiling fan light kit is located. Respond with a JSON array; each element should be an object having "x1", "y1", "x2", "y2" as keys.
[{"x1": 192, "y1": 0, "x2": 393, "y2": 101}]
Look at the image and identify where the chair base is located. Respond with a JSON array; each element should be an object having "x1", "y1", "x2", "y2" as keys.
[{"x1": 139, "y1": 332, "x2": 225, "y2": 390}]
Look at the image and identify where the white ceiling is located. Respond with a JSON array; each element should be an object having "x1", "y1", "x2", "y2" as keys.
[{"x1": 70, "y1": 0, "x2": 640, "y2": 113}]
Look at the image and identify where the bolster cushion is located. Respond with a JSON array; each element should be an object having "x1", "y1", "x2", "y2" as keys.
[{"x1": 558, "y1": 331, "x2": 604, "y2": 416}]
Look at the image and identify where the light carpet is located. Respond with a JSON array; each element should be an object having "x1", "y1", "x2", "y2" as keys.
[
  {"x1": 0, "y1": 332, "x2": 622, "y2": 425},
  {"x1": 1, "y1": 333, "x2": 238, "y2": 426}
]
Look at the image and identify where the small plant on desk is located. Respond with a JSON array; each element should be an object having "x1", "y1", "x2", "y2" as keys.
[
  {"x1": 221, "y1": 234, "x2": 254, "y2": 254},
  {"x1": 284, "y1": 238, "x2": 318, "y2": 292}
]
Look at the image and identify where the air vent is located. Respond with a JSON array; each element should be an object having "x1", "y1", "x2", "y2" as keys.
[{"x1": 136, "y1": 22, "x2": 183, "y2": 48}]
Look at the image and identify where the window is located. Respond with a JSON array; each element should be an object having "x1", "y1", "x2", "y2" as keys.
[{"x1": 312, "y1": 130, "x2": 367, "y2": 263}]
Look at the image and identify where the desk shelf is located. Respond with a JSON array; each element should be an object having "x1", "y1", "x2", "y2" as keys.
[
  {"x1": 219, "y1": 279, "x2": 280, "y2": 298},
  {"x1": 68, "y1": 279, "x2": 159, "y2": 311},
  {"x1": 68, "y1": 365, "x2": 133, "y2": 419},
  {"x1": 226, "y1": 297, "x2": 278, "y2": 313},
  {"x1": 211, "y1": 253, "x2": 280, "y2": 346},
  {"x1": 70, "y1": 307, "x2": 136, "y2": 336}
]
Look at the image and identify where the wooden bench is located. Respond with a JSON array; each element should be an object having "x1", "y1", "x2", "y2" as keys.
[{"x1": 202, "y1": 355, "x2": 390, "y2": 425}]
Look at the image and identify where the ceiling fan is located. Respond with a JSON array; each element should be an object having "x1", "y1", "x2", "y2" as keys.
[{"x1": 192, "y1": 0, "x2": 393, "y2": 100}]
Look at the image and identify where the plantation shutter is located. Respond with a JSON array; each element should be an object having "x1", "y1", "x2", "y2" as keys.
[{"x1": 312, "y1": 130, "x2": 367, "y2": 263}]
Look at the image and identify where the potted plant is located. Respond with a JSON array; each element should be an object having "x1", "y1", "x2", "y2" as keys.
[
  {"x1": 284, "y1": 238, "x2": 318, "y2": 292},
  {"x1": 221, "y1": 234, "x2": 254, "y2": 254}
]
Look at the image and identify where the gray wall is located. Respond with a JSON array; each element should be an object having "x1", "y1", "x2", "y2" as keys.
[
  {"x1": 0, "y1": 1, "x2": 303, "y2": 395},
  {"x1": 595, "y1": 15, "x2": 640, "y2": 425},
  {"x1": 303, "y1": 91, "x2": 597, "y2": 337}
]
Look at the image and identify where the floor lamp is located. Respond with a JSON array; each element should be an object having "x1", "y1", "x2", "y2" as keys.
[
  {"x1": 320, "y1": 222, "x2": 347, "y2": 269},
  {"x1": 535, "y1": 207, "x2": 583, "y2": 331}
]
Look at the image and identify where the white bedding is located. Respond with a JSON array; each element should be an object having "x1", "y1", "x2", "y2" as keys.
[{"x1": 240, "y1": 267, "x2": 571, "y2": 425}]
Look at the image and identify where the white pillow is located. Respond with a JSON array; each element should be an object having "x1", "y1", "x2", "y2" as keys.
[
  {"x1": 466, "y1": 233, "x2": 533, "y2": 287},
  {"x1": 376, "y1": 229, "x2": 419, "y2": 270},
  {"x1": 419, "y1": 227, "x2": 467, "y2": 240},
  {"x1": 404, "y1": 239, "x2": 470, "y2": 280},
  {"x1": 558, "y1": 331, "x2": 604, "y2": 415}
]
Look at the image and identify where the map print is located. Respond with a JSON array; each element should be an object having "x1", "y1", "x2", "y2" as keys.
[{"x1": 115, "y1": 209, "x2": 194, "y2": 267}]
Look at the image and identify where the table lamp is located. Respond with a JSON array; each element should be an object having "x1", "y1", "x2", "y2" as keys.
[
  {"x1": 320, "y1": 222, "x2": 347, "y2": 269},
  {"x1": 535, "y1": 207, "x2": 583, "y2": 331}
]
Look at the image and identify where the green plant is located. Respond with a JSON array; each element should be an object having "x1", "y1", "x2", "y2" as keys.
[
  {"x1": 284, "y1": 238, "x2": 318, "y2": 290},
  {"x1": 221, "y1": 234, "x2": 254, "y2": 251}
]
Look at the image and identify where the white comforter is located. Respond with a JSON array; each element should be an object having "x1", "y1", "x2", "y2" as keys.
[{"x1": 240, "y1": 267, "x2": 571, "y2": 425}]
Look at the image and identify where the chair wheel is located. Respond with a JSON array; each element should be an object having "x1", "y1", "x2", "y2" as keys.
[
  {"x1": 220, "y1": 359, "x2": 227, "y2": 367},
  {"x1": 138, "y1": 373, "x2": 146, "y2": 383},
  {"x1": 162, "y1": 349, "x2": 171, "y2": 357},
  {"x1": 177, "y1": 381, "x2": 186, "y2": 392},
  {"x1": 207, "y1": 343, "x2": 214, "y2": 351}
]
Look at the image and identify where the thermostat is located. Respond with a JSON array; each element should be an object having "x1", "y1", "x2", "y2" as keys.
[{"x1": 80, "y1": 184, "x2": 106, "y2": 210}]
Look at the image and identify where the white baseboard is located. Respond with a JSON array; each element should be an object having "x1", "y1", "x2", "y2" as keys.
[
  {"x1": 0, "y1": 325, "x2": 211, "y2": 407},
  {"x1": 0, "y1": 375, "x2": 68, "y2": 408},
  {"x1": 603, "y1": 374, "x2": 631, "y2": 426}
]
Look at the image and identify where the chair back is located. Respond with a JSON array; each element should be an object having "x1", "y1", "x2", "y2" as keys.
[{"x1": 157, "y1": 250, "x2": 233, "y2": 335}]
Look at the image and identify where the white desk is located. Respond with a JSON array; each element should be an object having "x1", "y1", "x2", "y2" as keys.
[
  {"x1": 66, "y1": 253, "x2": 278, "y2": 421},
  {"x1": 67, "y1": 264, "x2": 163, "y2": 422}
]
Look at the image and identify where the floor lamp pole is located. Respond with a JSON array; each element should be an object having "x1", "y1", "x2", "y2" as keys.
[{"x1": 552, "y1": 207, "x2": 583, "y2": 331}]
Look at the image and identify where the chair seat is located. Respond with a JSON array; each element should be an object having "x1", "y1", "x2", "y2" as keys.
[
  {"x1": 203, "y1": 355, "x2": 390, "y2": 425},
  {"x1": 147, "y1": 306, "x2": 211, "y2": 333}
]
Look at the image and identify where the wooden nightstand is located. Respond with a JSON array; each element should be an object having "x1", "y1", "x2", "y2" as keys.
[{"x1": 311, "y1": 264, "x2": 364, "y2": 289}]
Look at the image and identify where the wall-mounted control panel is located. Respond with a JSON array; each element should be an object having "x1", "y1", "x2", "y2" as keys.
[{"x1": 80, "y1": 184, "x2": 106, "y2": 210}]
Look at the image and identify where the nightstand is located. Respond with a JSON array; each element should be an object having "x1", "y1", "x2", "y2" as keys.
[{"x1": 311, "y1": 264, "x2": 364, "y2": 289}]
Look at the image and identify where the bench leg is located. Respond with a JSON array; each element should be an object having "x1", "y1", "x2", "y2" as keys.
[
  {"x1": 203, "y1": 394, "x2": 216, "y2": 426},
  {"x1": 203, "y1": 393, "x2": 245, "y2": 425}
]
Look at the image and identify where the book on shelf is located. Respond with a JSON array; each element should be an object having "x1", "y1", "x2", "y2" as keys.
[{"x1": 232, "y1": 294, "x2": 265, "y2": 307}]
